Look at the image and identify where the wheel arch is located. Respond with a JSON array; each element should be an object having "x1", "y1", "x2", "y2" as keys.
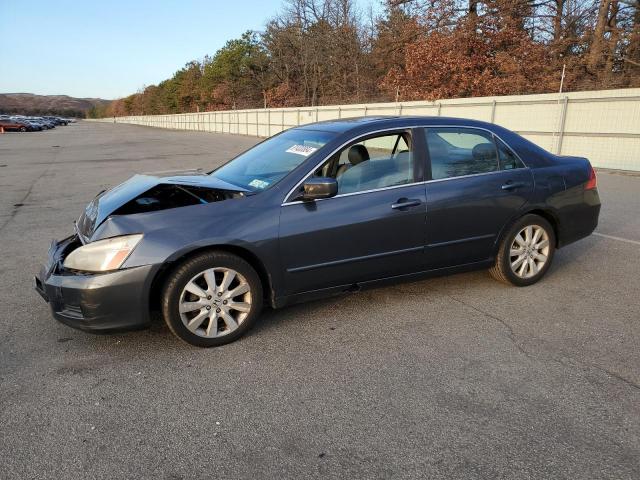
[
  {"x1": 494, "y1": 207, "x2": 561, "y2": 256},
  {"x1": 524, "y1": 208, "x2": 560, "y2": 247},
  {"x1": 148, "y1": 244, "x2": 276, "y2": 312}
]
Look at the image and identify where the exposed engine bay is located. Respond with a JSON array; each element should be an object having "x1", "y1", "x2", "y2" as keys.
[
  {"x1": 113, "y1": 184, "x2": 244, "y2": 216},
  {"x1": 74, "y1": 172, "x2": 250, "y2": 239}
]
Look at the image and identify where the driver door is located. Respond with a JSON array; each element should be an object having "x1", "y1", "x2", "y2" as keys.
[{"x1": 278, "y1": 129, "x2": 427, "y2": 295}]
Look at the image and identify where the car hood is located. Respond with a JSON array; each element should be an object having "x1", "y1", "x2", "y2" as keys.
[{"x1": 76, "y1": 170, "x2": 248, "y2": 240}]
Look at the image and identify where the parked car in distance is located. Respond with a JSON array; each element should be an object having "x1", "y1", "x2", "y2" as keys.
[
  {"x1": 31, "y1": 117, "x2": 55, "y2": 129},
  {"x1": 43, "y1": 115, "x2": 68, "y2": 126},
  {"x1": 21, "y1": 119, "x2": 44, "y2": 131},
  {"x1": 0, "y1": 114, "x2": 65, "y2": 131},
  {"x1": 0, "y1": 118, "x2": 33, "y2": 132},
  {"x1": 35, "y1": 116, "x2": 601, "y2": 347}
]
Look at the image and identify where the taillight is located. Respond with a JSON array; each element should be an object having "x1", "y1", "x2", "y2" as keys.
[{"x1": 585, "y1": 165, "x2": 597, "y2": 190}]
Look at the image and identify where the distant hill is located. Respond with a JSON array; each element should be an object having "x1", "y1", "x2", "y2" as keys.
[{"x1": 0, "y1": 93, "x2": 111, "y2": 117}]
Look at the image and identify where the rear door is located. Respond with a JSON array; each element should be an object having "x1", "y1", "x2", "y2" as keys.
[{"x1": 423, "y1": 127, "x2": 534, "y2": 269}]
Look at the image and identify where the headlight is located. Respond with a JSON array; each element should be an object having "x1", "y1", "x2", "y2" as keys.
[{"x1": 63, "y1": 234, "x2": 143, "y2": 272}]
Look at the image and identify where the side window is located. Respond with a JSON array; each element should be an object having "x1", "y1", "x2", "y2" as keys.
[
  {"x1": 496, "y1": 138, "x2": 525, "y2": 170},
  {"x1": 425, "y1": 128, "x2": 498, "y2": 180},
  {"x1": 314, "y1": 131, "x2": 415, "y2": 195}
]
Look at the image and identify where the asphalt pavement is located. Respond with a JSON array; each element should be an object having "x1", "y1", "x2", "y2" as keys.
[{"x1": 1, "y1": 122, "x2": 639, "y2": 479}]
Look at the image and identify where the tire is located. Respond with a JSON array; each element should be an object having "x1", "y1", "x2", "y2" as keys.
[
  {"x1": 161, "y1": 251, "x2": 263, "y2": 347},
  {"x1": 489, "y1": 214, "x2": 556, "y2": 286},
  {"x1": 19, "y1": 126, "x2": 26, "y2": 132}
]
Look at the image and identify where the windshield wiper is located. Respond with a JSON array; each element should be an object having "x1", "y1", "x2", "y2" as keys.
[{"x1": 175, "y1": 186, "x2": 209, "y2": 204}]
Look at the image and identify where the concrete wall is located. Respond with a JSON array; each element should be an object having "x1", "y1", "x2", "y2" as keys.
[{"x1": 93, "y1": 88, "x2": 640, "y2": 171}]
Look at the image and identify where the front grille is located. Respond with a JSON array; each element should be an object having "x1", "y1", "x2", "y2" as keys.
[{"x1": 52, "y1": 236, "x2": 83, "y2": 275}]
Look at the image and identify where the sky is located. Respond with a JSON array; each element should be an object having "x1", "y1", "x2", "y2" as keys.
[{"x1": 0, "y1": 0, "x2": 379, "y2": 100}]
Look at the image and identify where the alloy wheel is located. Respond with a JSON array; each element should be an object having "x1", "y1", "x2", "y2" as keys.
[
  {"x1": 178, "y1": 267, "x2": 252, "y2": 338},
  {"x1": 509, "y1": 225, "x2": 550, "y2": 279}
]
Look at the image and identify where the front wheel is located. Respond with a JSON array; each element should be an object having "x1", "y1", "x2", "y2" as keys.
[
  {"x1": 489, "y1": 214, "x2": 556, "y2": 286},
  {"x1": 161, "y1": 251, "x2": 263, "y2": 347}
]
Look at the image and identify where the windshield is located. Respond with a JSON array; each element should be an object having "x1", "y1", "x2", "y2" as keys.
[{"x1": 211, "y1": 128, "x2": 336, "y2": 192}]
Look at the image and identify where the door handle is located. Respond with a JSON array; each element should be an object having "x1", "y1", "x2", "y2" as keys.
[
  {"x1": 391, "y1": 198, "x2": 422, "y2": 210},
  {"x1": 501, "y1": 181, "x2": 525, "y2": 191}
]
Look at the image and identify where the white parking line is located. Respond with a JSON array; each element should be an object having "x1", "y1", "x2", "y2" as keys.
[{"x1": 593, "y1": 232, "x2": 640, "y2": 246}]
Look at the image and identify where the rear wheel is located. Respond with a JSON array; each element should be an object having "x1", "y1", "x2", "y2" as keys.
[
  {"x1": 161, "y1": 251, "x2": 263, "y2": 347},
  {"x1": 19, "y1": 126, "x2": 26, "y2": 132},
  {"x1": 489, "y1": 214, "x2": 556, "y2": 286}
]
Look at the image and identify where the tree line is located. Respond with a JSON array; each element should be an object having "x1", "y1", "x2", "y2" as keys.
[
  {"x1": 2, "y1": 107, "x2": 86, "y2": 118},
  {"x1": 89, "y1": 0, "x2": 640, "y2": 118}
]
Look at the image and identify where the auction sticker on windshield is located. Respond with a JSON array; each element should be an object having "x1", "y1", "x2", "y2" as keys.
[
  {"x1": 286, "y1": 145, "x2": 318, "y2": 156},
  {"x1": 248, "y1": 179, "x2": 270, "y2": 189}
]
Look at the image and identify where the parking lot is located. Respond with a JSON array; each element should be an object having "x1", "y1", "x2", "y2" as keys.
[{"x1": 1, "y1": 121, "x2": 639, "y2": 479}]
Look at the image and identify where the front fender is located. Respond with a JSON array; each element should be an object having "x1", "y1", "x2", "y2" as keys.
[{"x1": 93, "y1": 201, "x2": 283, "y2": 297}]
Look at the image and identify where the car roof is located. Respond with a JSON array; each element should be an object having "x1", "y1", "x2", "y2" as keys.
[
  {"x1": 297, "y1": 115, "x2": 497, "y2": 134},
  {"x1": 295, "y1": 114, "x2": 557, "y2": 167}
]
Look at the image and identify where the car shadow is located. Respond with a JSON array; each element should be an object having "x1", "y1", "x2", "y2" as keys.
[
  {"x1": 549, "y1": 233, "x2": 604, "y2": 269},
  {"x1": 48, "y1": 236, "x2": 599, "y2": 353}
]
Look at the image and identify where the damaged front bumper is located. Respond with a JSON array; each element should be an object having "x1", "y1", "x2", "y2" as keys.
[{"x1": 34, "y1": 235, "x2": 157, "y2": 333}]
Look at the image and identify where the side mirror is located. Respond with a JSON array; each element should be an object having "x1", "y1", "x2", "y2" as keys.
[{"x1": 300, "y1": 177, "x2": 338, "y2": 201}]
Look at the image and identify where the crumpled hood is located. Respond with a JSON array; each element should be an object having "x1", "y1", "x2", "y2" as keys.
[{"x1": 76, "y1": 170, "x2": 248, "y2": 240}]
